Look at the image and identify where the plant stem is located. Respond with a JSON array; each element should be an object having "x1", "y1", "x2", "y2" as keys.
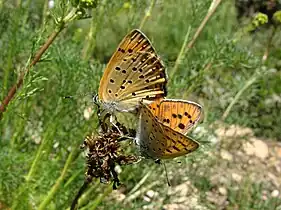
[
  {"x1": 170, "y1": 0, "x2": 222, "y2": 78},
  {"x1": 70, "y1": 181, "x2": 90, "y2": 210},
  {"x1": 171, "y1": 26, "x2": 191, "y2": 80},
  {"x1": 222, "y1": 74, "x2": 258, "y2": 121},
  {"x1": 73, "y1": 180, "x2": 100, "y2": 209},
  {"x1": 139, "y1": 0, "x2": 156, "y2": 30},
  {"x1": 38, "y1": 148, "x2": 80, "y2": 210},
  {"x1": 87, "y1": 185, "x2": 113, "y2": 210},
  {"x1": 81, "y1": 0, "x2": 107, "y2": 60},
  {"x1": 11, "y1": 123, "x2": 57, "y2": 209},
  {"x1": 0, "y1": 25, "x2": 65, "y2": 119},
  {"x1": 222, "y1": 24, "x2": 275, "y2": 121},
  {"x1": 262, "y1": 26, "x2": 276, "y2": 62}
]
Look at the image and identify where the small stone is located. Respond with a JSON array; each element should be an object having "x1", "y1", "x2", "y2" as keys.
[
  {"x1": 220, "y1": 150, "x2": 233, "y2": 161},
  {"x1": 218, "y1": 187, "x2": 227, "y2": 196},
  {"x1": 215, "y1": 125, "x2": 253, "y2": 138},
  {"x1": 144, "y1": 190, "x2": 157, "y2": 202},
  {"x1": 277, "y1": 147, "x2": 281, "y2": 158},
  {"x1": 163, "y1": 203, "x2": 186, "y2": 210},
  {"x1": 146, "y1": 190, "x2": 156, "y2": 198},
  {"x1": 243, "y1": 138, "x2": 269, "y2": 160},
  {"x1": 271, "y1": 190, "x2": 279, "y2": 197},
  {"x1": 232, "y1": 173, "x2": 242, "y2": 182},
  {"x1": 111, "y1": 191, "x2": 125, "y2": 201}
]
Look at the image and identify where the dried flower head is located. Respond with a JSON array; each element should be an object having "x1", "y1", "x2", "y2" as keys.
[{"x1": 82, "y1": 125, "x2": 138, "y2": 189}]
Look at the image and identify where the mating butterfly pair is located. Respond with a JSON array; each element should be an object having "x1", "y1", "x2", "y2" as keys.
[{"x1": 97, "y1": 29, "x2": 202, "y2": 160}]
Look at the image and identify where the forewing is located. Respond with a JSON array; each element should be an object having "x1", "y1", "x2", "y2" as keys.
[{"x1": 98, "y1": 29, "x2": 167, "y2": 112}]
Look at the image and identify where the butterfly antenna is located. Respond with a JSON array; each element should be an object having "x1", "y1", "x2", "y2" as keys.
[{"x1": 63, "y1": 92, "x2": 93, "y2": 100}]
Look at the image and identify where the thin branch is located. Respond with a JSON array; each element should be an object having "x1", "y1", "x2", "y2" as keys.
[
  {"x1": 221, "y1": 75, "x2": 258, "y2": 121},
  {"x1": 38, "y1": 148, "x2": 80, "y2": 210},
  {"x1": 262, "y1": 26, "x2": 276, "y2": 62},
  {"x1": 0, "y1": 26, "x2": 64, "y2": 119},
  {"x1": 139, "y1": 0, "x2": 157, "y2": 30},
  {"x1": 222, "y1": 25, "x2": 276, "y2": 121},
  {"x1": 70, "y1": 181, "x2": 90, "y2": 210},
  {"x1": 170, "y1": 0, "x2": 222, "y2": 78}
]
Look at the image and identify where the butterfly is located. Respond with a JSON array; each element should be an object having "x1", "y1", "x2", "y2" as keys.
[
  {"x1": 97, "y1": 29, "x2": 167, "y2": 117},
  {"x1": 135, "y1": 99, "x2": 202, "y2": 159}
]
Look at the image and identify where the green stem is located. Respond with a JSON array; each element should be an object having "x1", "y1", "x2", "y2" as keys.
[
  {"x1": 26, "y1": 125, "x2": 55, "y2": 181},
  {"x1": 262, "y1": 26, "x2": 276, "y2": 62},
  {"x1": 11, "y1": 123, "x2": 56, "y2": 209},
  {"x1": 73, "y1": 180, "x2": 100, "y2": 209},
  {"x1": 0, "y1": 16, "x2": 65, "y2": 119},
  {"x1": 170, "y1": 27, "x2": 191, "y2": 80},
  {"x1": 38, "y1": 148, "x2": 80, "y2": 210},
  {"x1": 170, "y1": 0, "x2": 222, "y2": 79},
  {"x1": 222, "y1": 74, "x2": 258, "y2": 121},
  {"x1": 139, "y1": 0, "x2": 157, "y2": 30},
  {"x1": 80, "y1": 185, "x2": 113, "y2": 210}
]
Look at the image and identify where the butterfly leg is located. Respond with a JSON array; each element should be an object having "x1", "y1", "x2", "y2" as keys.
[
  {"x1": 117, "y1": 136, "x2": 135, "y2": 142},
  {"x1": 154, "y1": 160, "x2": 171, "y2": 186},
  {"x1": 109, "y1": 115, "x2": 124, "y2": 135},
  {"x1": 97, "y1": 109, "x2": 122, "y2": 135}
]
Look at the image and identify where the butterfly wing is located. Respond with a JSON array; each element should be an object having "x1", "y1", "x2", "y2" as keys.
[
  {"x1": 148, "y1": 99, "x2": 202, "y2": 134},
  {"x1": 136, "y1": 102, "x2": 199, "y2": 159},
  {"x1": 98, "y1": 29, "x2": 167, "y2": 112},
  {"x1": 157, "y1": 124, "x2": 199, "y2": 159}
]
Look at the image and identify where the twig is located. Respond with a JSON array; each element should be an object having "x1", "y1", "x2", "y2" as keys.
[
  {"x1": 221, "y1": 75, "x2": 258, "y2": 121},
  {"x1": 38, "y1": 148, "x2": 80, "y2": 210},
  {"x1": 70, "y1": 181, "x2": 90, "y2": 210},
  {"x1": 262, "y1": 26, "x2": 276, "y2": 62},
  {"x1": 0, "y1": 26, "x2": 64, "y2": 119},
  {"x1": 139, "y1": 0, "x2": 157, "y2": 30},
  {"x1": 81, "y1": 0, "x2": 108, "y2": 60},
  {"x1": 170, "y1": 0, "x2": 222, "y2": 78},
  {"x1": 222, "y1": 25, "x2": 276, "y2": 121}
]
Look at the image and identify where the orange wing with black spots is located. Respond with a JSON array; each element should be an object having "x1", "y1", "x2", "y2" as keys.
[
  {"x1": 147, "y1": 99, "x2": 202, "y2": 134},
  {"x1": 136, "y1": 101, "x2": 199, "y2": 159},
  {"x1": 98, "y1": 29, "x2": 168, "y2": 112}
]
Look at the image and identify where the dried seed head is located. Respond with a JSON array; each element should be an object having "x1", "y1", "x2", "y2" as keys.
[{"x1": 82, "y1": 128, "x2": 138, "y2": 189}]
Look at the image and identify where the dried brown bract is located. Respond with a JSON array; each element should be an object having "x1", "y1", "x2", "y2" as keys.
[{"x1": 82, "y1": 126, "x2": 138, "y2": 189}]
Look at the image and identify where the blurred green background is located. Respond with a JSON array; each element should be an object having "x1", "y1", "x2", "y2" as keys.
[{"x1": 0, "y1": 0, "x2": 281, "y2": 209}]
